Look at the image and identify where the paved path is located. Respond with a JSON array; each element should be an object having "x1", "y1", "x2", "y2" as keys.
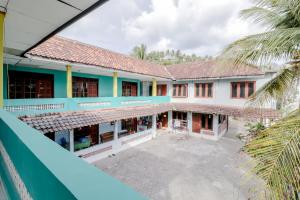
[{"x1": 94, "y1": 119, "x2": 262, "y2": 200}]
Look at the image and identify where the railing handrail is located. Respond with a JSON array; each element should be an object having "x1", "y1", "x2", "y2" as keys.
[
  {"x1": 0, "y1": 109, "x2": 145, "y2": 200},
  {"x1": 3, "y1": 96, "x2": 171, "y2": 116}
]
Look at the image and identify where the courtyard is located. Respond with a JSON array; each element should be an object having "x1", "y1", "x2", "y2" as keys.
[{"x1": 94, "y1": 119, "x2": 263, "y2": 200}]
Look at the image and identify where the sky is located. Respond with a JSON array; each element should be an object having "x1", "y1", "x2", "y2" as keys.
[{"x1": 60, "y1": 0, "x2": 263, "y2": 57}]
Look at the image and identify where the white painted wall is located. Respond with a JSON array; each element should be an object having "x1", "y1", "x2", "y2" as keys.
[{"x1": 170, "y1": 74, "x2": 276, "y2": 108}]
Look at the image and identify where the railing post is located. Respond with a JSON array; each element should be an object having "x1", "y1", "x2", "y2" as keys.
[
  {"x1": 152, "y1": 79, "x2": 157, "y2": 96},
  {"x1": 213, "y1": 114, "x2": 219, "y2": 140},
  {"x1": 0, "y1": 12, "x2": 5, "y2": 108},
  {"x1": 168, "y1": 111, "x2": 173, "y2": 130},
  {"x1": 66, "y1": 65, "x2": 72, "y2": 98},
  {"x1": 113, "y1": 72, "x2": 118, "y2": 97},
  {"x1": 152, "y1": 114, "x2": 157, "y2": 138},
  {"x1": 69, "y1": 129, "x2": 74, "y2": 152},
  {"x1": 113, "y1": 120, "x2": 120, "y2": 152},
  {"x1": 187, "y1": 112, "x2": 192, "y2": 134}
]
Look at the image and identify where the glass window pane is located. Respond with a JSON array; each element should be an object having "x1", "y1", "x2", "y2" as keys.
[
  {"x1": 201, "y1": 84, "x2": 206, "y2": 97},
  {"x1": 231, "y1": 83, "x2": 238, "y2": 98},
  {"x1": 173, "y1": 85, "x2": 177, "y2": 96},
  {"x1": 195, "y1": 84, "x2": 199, "y2": 96},
  {"x1": 207, "y1": 83, "x2": 213, "y2": 97},
  {"x1": 178, "y1": 85, "x2": 182, "y2": 96},
  {"x1": 248, "y1": 82, "x2": 254, "y2": 97},
  {"x1": 240, "y1": 82, "x2": 245, "y2": 98},
  {"x1": 182, "y1": 85, "x2": 187, "y2": 96}
]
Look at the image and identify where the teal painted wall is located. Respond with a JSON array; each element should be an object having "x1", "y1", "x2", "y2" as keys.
[
  {"x1": 3, "y1": 65, "x2": 141, "y2": 99},
  {"x1": 118, "y1": 78, "x2": 141, "y2": 97},
  {"x1": 0, "y1": 110, "x2": 146, "y2": 200},
  {"x1": 3, "y1": 65, "x2": 67, "y2": 99}
]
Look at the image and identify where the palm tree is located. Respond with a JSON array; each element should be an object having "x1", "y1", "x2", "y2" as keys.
[
  {"x1": 220, "y1": 0, "x2": 300, "y2": 199},
  {"x1": 132, "y1": 44, "x2": 147, "y2": 60}
]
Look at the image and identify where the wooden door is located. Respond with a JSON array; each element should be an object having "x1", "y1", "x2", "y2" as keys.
[
  {"x1": 131, "y1": 84, "x2": 137, "y2": 96},
  {"x1": 192, "y1": 113, "x2": 201, "y2": 133},
  {"x1": 161, "y1": 112, "x2": 168, "y2": 128},
  {"x1": 157, "y1": 85, "x2": 167, "y2": 96},
  {"x1": 37, "y1": 79, "x2": 53, "y2": 98}
]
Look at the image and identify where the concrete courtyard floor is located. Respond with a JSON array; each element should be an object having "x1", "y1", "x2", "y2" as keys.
[{"x1": 94, "y1": 119, "x2": 262, "y2": 200}]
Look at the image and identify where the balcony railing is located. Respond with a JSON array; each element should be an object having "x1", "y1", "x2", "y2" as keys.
[
  {"x1": 0, "y1": 109, "x2": 145, "y2": 200},
  {"x1": 4, "y1": 96, "x2": 171, "y2": 116}
]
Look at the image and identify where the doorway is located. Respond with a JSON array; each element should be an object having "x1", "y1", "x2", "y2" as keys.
[
  {"x1": 192, "y1": 113, "x2": 201, "y2": 133},
  {"x1": 157, "y1": 112, "x2": 168, "y2": 129}
]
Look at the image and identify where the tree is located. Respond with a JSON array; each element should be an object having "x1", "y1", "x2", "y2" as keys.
[
  {"x1": 220, "y1": 0, "x2": 300, "y2": 199},
  {"x1": 132, "y1": 44, "x2": 147, "y2": 60}
]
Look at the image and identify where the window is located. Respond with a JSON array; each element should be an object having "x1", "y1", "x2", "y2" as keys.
[
  {"x1": 9, "y1": 71, "x2": 54, "y2": 99},
  {"x1": 195, "y1": 83, "x2": 213, "y2": 98},
  {"x1": 157, "y1": 85, "x2": 167, "y2": 96},
  {"x1": 231, "y1": 81, "x2": 256, "y2": 98},
  {"x1": 72, "y1": 77, "x2": 98, "y2": 97},
  {"x1": 122, "y1": 81, "x2": 138, "y2": 96},
  {"x1": 173, "y1": 84, "x2": 188, "y2": 97},
  {"x1": 121, "y1": 118, "x2": 137, "y2": 134}
]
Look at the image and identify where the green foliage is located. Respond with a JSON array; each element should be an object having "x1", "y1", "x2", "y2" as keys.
[
  {"x1": 221, "y1": 0, "x2": 300, "y2": 199},
  {"x1": 246, "y1": 122, "x2": 266, "y2": 135},
  {"x1": 131, "y1": 44, "x2": 210, "y2": 65},
  {"x1": 244, "y1": 110, "x2": 300, "y2": 200}
]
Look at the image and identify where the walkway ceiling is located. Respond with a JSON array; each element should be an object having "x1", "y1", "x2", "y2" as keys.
[{"x1": 1, "y1": 0, "x2": 108, "y2": 56}]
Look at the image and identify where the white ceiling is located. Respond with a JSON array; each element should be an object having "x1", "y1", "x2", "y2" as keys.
[{"x1": 1, "y1": 0, "x2": 106, "y2": 56}]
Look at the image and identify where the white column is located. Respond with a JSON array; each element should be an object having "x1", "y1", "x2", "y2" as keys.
[
  {"x1": 113, "y1": 120, "x2": 121, "y2": 152},
  {"x1": 168, "y1": 110, "x2": 173, "y2": 130},
  {"x1": 188, "y1": 82, "x2": 194, "y2": 98},
  {"x1": 152, "y1": 114, "x2": 157, "y2": 138},
  {"x1": 187, "y1": 111, "x2": 192, "y2": 134},
  {"x1": 213, "y1": 114, "x2": 219, "y2": 139},
  {"x1": 69, "y1": 129, "x2": 74, "y2": 152}
]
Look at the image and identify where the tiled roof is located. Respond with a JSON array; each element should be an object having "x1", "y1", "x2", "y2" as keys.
[
  {"x1": 27, "y1": 36, "x2": 172, "y2": 79},
  {"x1": 166, "y1": 60, "x2": 264, "y2": 80},
  {"x1": 26, "y1": 36, "x2": 265, "y2": 80},
  {"x1": 19, "y1": 103, "x2": 280, "y2": 134},
  {"x1": 172, "y1": 103, "x2": 280, "y2": 119}
]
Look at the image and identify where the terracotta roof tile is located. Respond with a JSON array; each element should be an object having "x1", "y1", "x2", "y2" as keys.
[
  {"x1": 166, "y1": 60, "x2": 264, "y2": 80},
  {"x1": 27, "y1": 36, "x2": 171, "y2": 79},
  {"x1": 19, "y1": 103, "x2": 279, "y2": 134}
]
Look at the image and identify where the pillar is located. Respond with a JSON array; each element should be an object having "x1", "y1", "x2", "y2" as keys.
[
  {"x1": 66, "y1": 65, "x2": 72, "y2": 98},
  {"x1": 113, "y1": 72, "x2": 118, "y2": 97},
  {"x1": 152, "y1": 79, "x2": 157, "y2": 96},
  {"x1": 213, "y1": 114, "x2": 219, "y2": 139},
  {"x1": 0, "y1": 12, "x2": 5, "y2": 108},
  {"x1": 113, "y1": 120, "x2": 120, "y2": 152},
  {"x1": 69, "y1": 129, "x2": 74, "y2": 152},
  {"x1": 187, "y1": 112, "x2": 192, "y2": 134},
  {"x1": 168, "y1": 110, "x2": 173, "y2": 130},
  {"x1": 152, "y1": 114, "x2": 157, "y2": 138}
]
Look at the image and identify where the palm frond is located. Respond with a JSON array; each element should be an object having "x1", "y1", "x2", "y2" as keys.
[
  {"x1": 220, "y1": 28, "x2": 300, "y2": 67},
  {"x1": 244, "y1": 109, "x2": 300, "y2": 199},
  {"x1": 240, "y1": 7, "x2": 283, "y2": 29},
  {"x1": 247, "y1": 66, "x2": 299, "y2": 106}
]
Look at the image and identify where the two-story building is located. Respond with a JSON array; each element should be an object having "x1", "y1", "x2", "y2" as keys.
[{"x1": 3, "y1": 36, "x2": 279, "y2": 162}]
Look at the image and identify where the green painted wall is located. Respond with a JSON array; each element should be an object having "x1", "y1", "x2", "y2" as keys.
[
  {"x1": 3, "y1": 65, "x2": 141, "y2": 99},
  {"x1": 0, "y1": 110, "x2": 146, "y2": 200},
  {"x1": 3, "y1": 65, "x2": 67, "y2": 99}
]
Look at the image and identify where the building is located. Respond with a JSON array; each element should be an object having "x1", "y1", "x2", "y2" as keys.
[
  {"x1": 3, "y1": 36, "x2": 279, "y2": 163},
  {"x1": 0, "y1": 1, "x2": 279, "y2": 199}
]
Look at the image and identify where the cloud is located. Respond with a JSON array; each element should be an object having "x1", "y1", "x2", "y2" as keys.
[{"x1": 60, "y1": 0, "x2": 263, "y2": 56}]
